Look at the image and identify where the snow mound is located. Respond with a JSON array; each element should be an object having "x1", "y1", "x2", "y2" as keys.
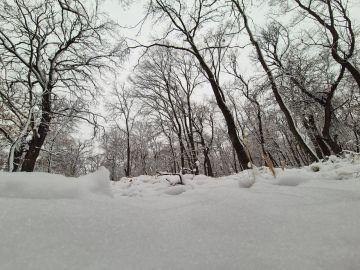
[
  {"x1": 0, "y1": 167, "x2": 112, "y2": 200},
  {"x1": 78, "y1": 167, "x2": 113, "y2": 199},
  {"x1": 238, "y1": 176, "x2": 256, "y2": 188},
  {"x1": 274, "y1": 171, "x2": 309, "y2": 186},
  {"x1": 164, "y1": 185, "x2": 189, "y2": 195},
  {"x1": 114, "y1": 174, "x2": 194, "y2": 197},
  {"x1": 308, "y1": 154, "x2": 360, "y2": 180}
]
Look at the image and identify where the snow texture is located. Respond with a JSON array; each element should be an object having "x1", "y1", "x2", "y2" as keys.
[
  {"x1": 0, "y1": 166, "x2": 112, "y2": 200},
  {"x1": 0, "y1": 156, "x2": 359, "y2": 270}
]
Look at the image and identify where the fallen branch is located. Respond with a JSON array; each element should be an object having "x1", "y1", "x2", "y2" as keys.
[{"x1": 156, "y1": 171, "x2": 184, "y2": 185}]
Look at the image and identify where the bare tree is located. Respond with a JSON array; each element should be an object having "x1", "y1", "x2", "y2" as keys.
[
  {"x1": 289, "y1": 0, "x2": 360, "y2": 92},
  {"x1": 107, "y1": 84, "x2": 137, "y2": 177},
  {"x1": 260, "y1": 20, "x2": 347, "y2": 155},
  {"x1": 131, "y1": 48, "x2": 193, "y2": 173},
  {"x1": 229, "y1": 0, "x2": 319, "y2": 163},
  {"x1": 135, "y1": 0, "x2": 250, "y2": 169},
  {"x1": 0, "y1": 0, "x2": 125, "y2": 171},
  {"x1": 193, "y1": 102, "x2": 215, "y2": 176}
]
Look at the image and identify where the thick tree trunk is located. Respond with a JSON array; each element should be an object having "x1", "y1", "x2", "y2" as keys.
[
  {"x1": 304, "y1": 114, "x2": 332, "y2": 157},
  {"x1": 188, "y1": 38, "x2": 250, "y2": 170},
  {"x1": 302, "y1": 115, "x2": 325, "y2": 159},
  {"x1": 21, "y1": 91, "x2": 51, "y2": 172},
  {"x1": 204, "y1": 151, "x2": 213, "y2": 177},
  {"x1": 21, "y1": 130, "x2": 48, "y2": 172},
  {"x1": 322, "y1": 101, "x2": 342, "y2": 155}
]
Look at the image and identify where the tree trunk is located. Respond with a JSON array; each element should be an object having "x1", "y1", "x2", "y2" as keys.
[
  {"x1": 21, "y1": 90, "x2": 51, "y2": 172},
  {"x1": 232, "y1": 0, "x2": 318, "y2": 164},
  {"x1": 186, "y1": 95, "x2": 199, "y2": 175},
  {"x1": 302, "y1": 115, "x2": 324, "y2": 159},
  {"x1": 199, "y1": 134, "x2": 213, "y2": 177},
  {"x1": 343, "y1": 62, "x2": 360, "y2": 92},
  {"x1": 204, "y1": 151, "x2": 213, "y2": 177},
  {"x1": 323, "y1": 100, "x2": 342, "y2": 155},
  {"x1": 11, "y1": 145, "x2": 25, "y2": 172},
  {"x1": 187, "y1": 38, "x2": 250, "y2": 170},
  {"x1": 283, "y1": 132, "x2": 302, "y2": 167},
  {"x1": 125, "y1": 119, "x2": 131, "y2": 177}
]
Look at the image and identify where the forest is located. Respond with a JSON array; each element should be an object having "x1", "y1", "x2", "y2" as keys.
[
  {"x1": 0, "y1": 0, "x2": 359, "y2": 179},
  {"x1": 1, "y1": 1, "x2": 360, "y2": 270}
]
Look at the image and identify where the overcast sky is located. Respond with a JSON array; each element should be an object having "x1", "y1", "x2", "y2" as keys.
[{"x1": 101, "y1": 0, "x2": 360, "y2": 74}]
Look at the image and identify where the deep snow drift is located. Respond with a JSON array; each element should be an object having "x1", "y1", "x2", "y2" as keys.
[{"x1": 0, "y1": 155, "x2": 359, "y2": 270}]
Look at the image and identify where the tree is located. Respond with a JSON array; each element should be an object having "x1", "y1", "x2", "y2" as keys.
[
  {"x1": 131, "y1": 48, "x2": 196, "y2": 173},
  {"x1": 290, "y1": 0, "x2": 360, "y2": 92},
  {"x1": 107, "y1": 84, "x2": 137, "y2": 177},
  {"x1": 0, "y1": 0, "x2": 125, "y2": 171},
  {"x1": 230, "y1": 0, "x2": 319, "y2": 163},
  {"x1": 137, "y1": 0, "x2": 251, "y2": 169},
  {"x1": 193, "y1": 103, "x2": 215, "y2": 176}
]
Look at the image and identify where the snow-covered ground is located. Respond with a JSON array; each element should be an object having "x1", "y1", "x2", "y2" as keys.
[{"x1": 0, "y1": 155, "x2": 360, "y2": 270}]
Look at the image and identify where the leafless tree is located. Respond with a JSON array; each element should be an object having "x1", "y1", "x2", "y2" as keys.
[
  {"x1": 229, "y1": 0, "x2": 319, "y2": 163},
  {"x1": 289, "y1": 0, "x2": 360, "y2": 92},
  {"x1": 135, "y1": 0, "x2": 251, "y2": 169},
  {"x1": 107, "y1": 84, "x2": 138, "y2": 177},
  {"x1": 0, "y1": 0, "x2": 125, "y2": 171}
]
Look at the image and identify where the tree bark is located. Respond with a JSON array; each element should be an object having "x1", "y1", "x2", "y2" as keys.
[{"x1": 21, "y1": 90, "x2": 51, "y2": 172}]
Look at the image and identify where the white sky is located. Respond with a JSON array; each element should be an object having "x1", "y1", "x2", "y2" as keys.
[{"x1": 100, "y1": 0, "x2": 360, "y2": 79}]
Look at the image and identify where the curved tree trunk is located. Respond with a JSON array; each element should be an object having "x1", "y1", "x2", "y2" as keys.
[
  {"x1": 187, "y1": 38, "x2": 250, "y2": 170},
  {"x1": 232, "y1": 0, "x2": 318, "y2": 163},
  {"x1": 293, "y1": 0, "x2": 360, "y2": 92}
]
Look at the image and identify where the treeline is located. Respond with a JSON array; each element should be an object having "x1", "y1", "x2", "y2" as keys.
[{"x1": 0, "y1": 0, "x2": 359, "y2": 179}]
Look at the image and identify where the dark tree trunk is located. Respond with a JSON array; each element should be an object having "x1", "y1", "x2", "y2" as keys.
[
  {"x1": 125, "y1": 118, "x2": 131, "y2": 177},
  {"x1": 233, "y1": 0, "x2": 318, "y2": 164},
  {"x1": 187, "y1": 38, "x2": 250, "y2": 170},
  {"x1": 232, "y1": 147, "x2": 238, "y2": 173},
  {"x1": 204, "y1": 151, "x2": 213, "y2": 177},
  {"x1": 185, "y1": 95, "x2": 199, "y2": 175},
  {"x1": 304, "y1": 114, "x2": 332, "y2": 157},
  {"x1": 200, "y1": 136, "x2": 213, "y2": 177},
  {"x1": 342, "y1": 62, "x2": 360, "y2": 91},
  {"x1": 323, "y1": 102, "x2": 342, "y2": 155},
  {"x1": 178, "y1": 133, "x2": 186, "y2": 174},
  {"x1": 255, "y1": 102, "x2": 277, "y2": 166},
  {"x1": 21, "y1": 131, "x2": 47, "y2": 172},
  {"x1": 21, "y1": 90, "x2": 51, "y2": 172},
  {"x1": 303, "y1": 115, "x2": 324, "y2": 159}
]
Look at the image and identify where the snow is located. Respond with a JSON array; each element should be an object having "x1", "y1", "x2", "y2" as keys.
[
  {"x1": 0, "y1": 156, "x2": 360, "y2": 270},
  {"x1": 0, "y1": 167, "x2": 112, "y2": 200}
]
